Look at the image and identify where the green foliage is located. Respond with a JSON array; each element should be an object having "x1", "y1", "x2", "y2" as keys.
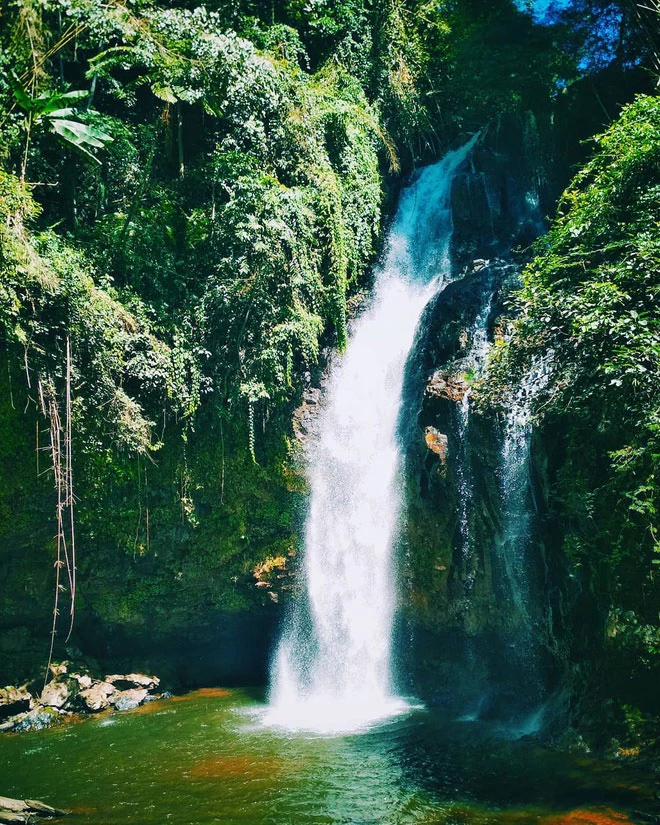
[
  {"x1": 0, "y1": 170, "x2": 198, "y2": 455},
  {"x1": 71, "y1": 6, "x2": 384, "y2": 418},
  {"x1": 0, "y1": 0, "x2": 389, "y2": 657},
  {"x1": 440, "y1": 0, "x2": 574, "y2": 122},
  {"x1": 368, "y1": 0, "x2": 572, "y2": 161},
  {"x1": 608, "y1": 608, "x2": 660, "y2": 669},
  {"x1": 0, "y1": 0, "x2": 588, "y2": 663},
  {"x1": 11, "y1": 83, "x2": 113, "y2": 164},
  {"x1": 548, "y1": 0, "x2": 660, "y2": 74}
]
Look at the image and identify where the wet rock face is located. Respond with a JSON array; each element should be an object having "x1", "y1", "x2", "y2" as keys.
[
  {"x1": 401, "y1": 263, "x2": 510, "y2": 633},
  {"x1": 253, "y1": 553, "x2": 295, "y2": 605},
  {"x1": 450, "y1": 111, "x2": 551, "y2": 268},
  {"x1": 401, "y1": 268, "x2": 555, "y2": 716},
  {"x1": 416, "y1": 265, "x2": 504, "y2": 374},
  {"x1": 426, "y1": 371, "x2": 470, "y2": 404},
  {"x1": 292, "y1": 386, "x2": 323, "y2": 444},
  {"x1": 397, "y1": 116, "x2": 563, "y2": 717}
]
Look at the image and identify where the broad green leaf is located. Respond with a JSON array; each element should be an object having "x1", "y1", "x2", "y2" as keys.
[
  {"x1": 51, "y1": 132, "x2": 101, "y2": 164},
  {"x1": 50, "y1": 119, "x2": 106, "y2": 148},
  {"x1": 45, "y1": 108, "x2": 76, "y2": 119},
  {"x1": 10, "y1": 78, "x2": 33, "y2": 112},
  {"x1": 35, "y1": 89, "x2": 88, "y2": 115},
  {"x1": 151, "y1": 84, "x2": 178, "y2": 104},
  {"x1": 49, "y1": 118, "x2": 113, "y2": 164}
]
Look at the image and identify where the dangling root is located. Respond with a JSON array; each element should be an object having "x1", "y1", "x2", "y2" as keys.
[{"x1": 38, "y1": 337, "x2": 77, "y2": 686}]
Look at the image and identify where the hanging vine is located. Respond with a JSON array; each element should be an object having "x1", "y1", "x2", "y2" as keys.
[{"x1": 37, "y1": 336, "x2": 77, "y2": 684}]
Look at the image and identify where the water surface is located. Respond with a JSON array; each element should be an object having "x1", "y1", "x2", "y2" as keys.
[{"x1": 2, "y1": 690, "x2": 657, "y2": 825}]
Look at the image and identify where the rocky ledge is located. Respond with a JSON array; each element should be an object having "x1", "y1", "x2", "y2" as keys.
[
  {"x1": 0, "y1": 795, "x2": 67, "y2": 824},
  {"x1": 0, "y1": 662, "x2": 167, "y2": 732}
]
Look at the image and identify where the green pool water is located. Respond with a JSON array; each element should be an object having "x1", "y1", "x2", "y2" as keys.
[{"x1": 1, "y1": 689, "x2": 658, "y2": 825}]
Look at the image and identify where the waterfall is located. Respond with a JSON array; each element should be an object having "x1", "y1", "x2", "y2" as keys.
[
  {"x1": 265, "y1": 137, "x2": 479, "y2": 734},
  {"x1": 455, "y1": 293, "x2": 494, "y2": 569},
  {"x1": 498, "y1": 355, "x2": 553, "y2": 617},
  {"x1": 495, "y1": 353, "x2": 554, "y2": 715}
]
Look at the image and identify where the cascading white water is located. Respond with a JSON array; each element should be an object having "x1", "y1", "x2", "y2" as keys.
[
  {"x1": 455, "y1": 293, "x2": 495, "y2": 566},
  {"x1": 265, "y1": 137, "x2": 478, "y2": 735},
  {"x1": 498, "y1": 352, "x2": 554, "y2": 624}
]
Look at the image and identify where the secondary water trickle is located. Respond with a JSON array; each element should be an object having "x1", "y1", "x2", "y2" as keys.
[
  {"x1": 265, "y1": 136, "x2": 479, "y2": 734},
  {"x1": 496, "y1": 352, "x2": 555, "y2": 694}
]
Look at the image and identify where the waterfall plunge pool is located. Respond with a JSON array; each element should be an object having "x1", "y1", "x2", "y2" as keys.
[{"x1": 2, "y1": 688, "x2": 658, "y2": 825}]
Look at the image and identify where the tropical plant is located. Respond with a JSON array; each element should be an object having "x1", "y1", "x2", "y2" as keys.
[{"x1": 11, "y1": 82, "x2": 113, "y2": 177}]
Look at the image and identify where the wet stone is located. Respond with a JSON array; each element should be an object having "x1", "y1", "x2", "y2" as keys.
[
  {"x1": 78, "y1": 681, "x2": 117, "y2": 712},
  {"x1": 40, "y1": 678, "x2": 76, "y2": 710},
  {"x1": 113, "y1": 688, "x2": 148, "y2": 711},
  {"x1": 424, "y1": 427, "x2": 449, "y2": 463},
  {"x1": 10, "y1": 708, "x2": 63, "y2": 732},
  {"x1": 0, "y1": 686, "x2": 32, "y2": 722},
  {"x1": 105, "y1": 673, "x2": 160, "y2": 690}
]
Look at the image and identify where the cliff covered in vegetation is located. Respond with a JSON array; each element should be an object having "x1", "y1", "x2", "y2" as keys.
[
  {"x1": 0, "y1": 0, "x2": 571, "y2": 682},
  {"x1": 0, "y1": 0, "x2": 659, "y2": 749}
]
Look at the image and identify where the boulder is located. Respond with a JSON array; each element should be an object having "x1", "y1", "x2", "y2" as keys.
[
  {"x1": 113, "y1": 688, "x2": 148, "y2": 711},
  {"x1": 0, "y1": 795, "x2": 68, "y2": 821},
  {"x1": 426, "y1": 371, "x2": 470, "y2": 404},
  {"x1": 10, "y1": 708, "x2": 62, "y2": 732},
  {"x1": 39, "y1": 679, "x2": 76, "y2": 710},
  {"x1": 0, "y1": 812, "x2": 29, "y2": 823},
  {"x1": 0, "y1": 798, "x2": 25, "y2": 814},
  {"x1": 24, "y1": 800, "x2": 67, "y2": 816},
  {"x1": 105, "y1": 673, "x2": 160, "y2": 690},
  {"x1": 47, "y1": 662, "x2": 68, "y2": 679},
  {"x1": 78, "y1": 680, "x2": 116, "y2": 712},
  {"x1": 0, "y1": 686, "x2": 32, "y2": 722},
  {"x1": 0, "y1": 686, "x2": 31, "y2": 706}
]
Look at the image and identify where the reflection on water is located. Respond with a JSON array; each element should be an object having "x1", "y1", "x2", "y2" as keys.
[{"x1": 1, "y1": 690, "x2": 658, "y2": 825}]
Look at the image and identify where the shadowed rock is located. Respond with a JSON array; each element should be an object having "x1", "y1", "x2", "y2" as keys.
[
  {"x1": 0, "y1": 686, "x2": 31, "y2": 722},
  {"x1": 113, "y1": 688, "x2": 148, "y2": 711},
  {"x1": 78, "y1": 680, "x2": 116, "y2": 712},
  {"x1": 426, "y1": 371, "x2": 470, "y2": 404},
  {"x1": 424, "y1": 427, "x2": 449, "y2": 465},
  {"x1": 39, "y1": 679, "x2": 77, "y2": 710}
]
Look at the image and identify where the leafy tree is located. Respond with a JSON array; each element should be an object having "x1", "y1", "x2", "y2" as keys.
[{"x1": 545, "y1": 0, "x2": 660, "y2": 72}]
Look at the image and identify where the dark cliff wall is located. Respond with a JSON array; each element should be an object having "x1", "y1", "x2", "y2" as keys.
[
  {"x1": 0, "y1": 360, "x2": 293, "y2": 688},
  {"x1": 396, "y1": 103, "x2": 612, "y2": 726},
  {"x1": 396, "y1": 111, "x2": 552, "y2": 720},
  {"x1": 397, "y1": 70, "x2": 657, "y2": 741}
]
